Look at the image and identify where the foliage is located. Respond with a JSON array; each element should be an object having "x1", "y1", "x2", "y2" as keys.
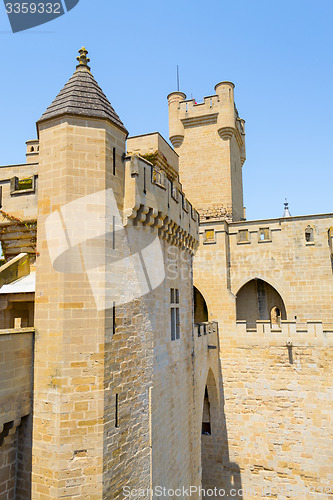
[
  {"x1": 140, "y1": 152, "x2": 158, "y2": 165},
  {"x1": 17, "y1": 177, "x2": 33, "y2": 191}
]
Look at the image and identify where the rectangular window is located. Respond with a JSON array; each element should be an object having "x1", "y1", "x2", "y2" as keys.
[
  {"x1": 170, "y1": 288, "x2": 180, "y2": 340},
  {"x1": 204, "y1": 229, "x2": 215, "y2": 244},
  {"x1": 258, "y1": 227, "x2": 270, "y2": 242},
  {"x1": 182, "y1": 195, "x2": 189, "y2": 213},
  {"x1": 171, "y1": 183, "x2": 179, "y2": 202},
  {"x1": 238, "y1": 229, "x2": 249, "y2": 243},
  {"x1": 152, "y1": 168, "x2": 166, "y2": 189},
  {"x1": 10, "y1": 176, "x2": 35, "y2": 195}
]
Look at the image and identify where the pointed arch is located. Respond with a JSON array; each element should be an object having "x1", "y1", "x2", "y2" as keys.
[
  {"x1": 236, "y1": 278, "x2": 287, "y2": 328},
  {"x1": 201, "y1": 368, "x2": 221, "y2": 490},
  {"x1": 193, "y1": 286, "x2": 209, "y2": 323}
]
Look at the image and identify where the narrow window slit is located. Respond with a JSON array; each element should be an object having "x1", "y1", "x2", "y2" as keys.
[
  {"x1": 113, "y1": 147, "x2": 116, "y2": 175},
  {"x1": 115, "y1": 394, "x2": 119, "y2": 428},
  {"x1": 112, "y1": 302, "x2": 116, "y2": 335}
]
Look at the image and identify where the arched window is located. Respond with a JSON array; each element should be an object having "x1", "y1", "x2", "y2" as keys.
[
  {"x1": 305, "y1": 226, "x2": 314, "y2": 243},
  {"x1": 236, "y1": 279, "x2": 286, "y2": 328},
  {"x1": 194, "y1": 286, "x2": 208, "y2": 323},
  {"x1": 270, "y1": 306, "x2": 281, "y2": 327},
  {"x1": 30, "y1": 146, "x2": 34, "y2": 152}
]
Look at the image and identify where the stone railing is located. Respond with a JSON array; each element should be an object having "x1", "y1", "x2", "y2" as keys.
[
  {"x1": 193, "y1": 322, "x2": 219, "y2": 357},
  {"x1": 235, "y1": 320, "x2": 333, "y2": 342},
  {"x1": 194, "y1": 321, "x2": 218, "y2": 338}
]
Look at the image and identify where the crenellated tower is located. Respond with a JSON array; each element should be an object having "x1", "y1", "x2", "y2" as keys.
[{"x1": 168, "y1": 82, "x2": 246, "y2": 222}]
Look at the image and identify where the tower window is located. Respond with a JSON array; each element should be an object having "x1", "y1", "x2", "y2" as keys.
[
  {"x1": 258, "y1": 228, "x2": 270, "y2": 242},
  {"x1": 204, "y1": 229, "x2": 215, "y2": 244},
  {"x1": 170, "y1": 288, "x2": 180, "y2": 340},
  {"x1": 238, "y1": 229, "x2": 249, "y2": 243},
  {"x1": 305, "y1": 226, "x2": 314, "y2": 243}
]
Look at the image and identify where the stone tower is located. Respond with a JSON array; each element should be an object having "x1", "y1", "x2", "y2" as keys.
[
  {"x1": 168, "y1": 82, "x2": 246, "y2": 222},
  {"x1": 32, "y1": 48, "x2": 128, "y2": 498}
]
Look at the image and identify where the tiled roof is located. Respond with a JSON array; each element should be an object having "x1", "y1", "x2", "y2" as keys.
[{"x1": 38, "y1": 66, "x2": 127, "y2": 133}]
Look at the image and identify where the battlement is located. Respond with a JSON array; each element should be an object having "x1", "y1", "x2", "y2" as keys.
[
  {"x1": 127, "y1": 132, "x2": 179, "y2": 179},
  {"x1": 194, "y1": 321, "x2": 218, "y2": 338},
  {"x1": 235, "y1": 320, "x2": 333, "y2": 345},
  {"x1": 167, "y1": 82, "x2": 246, "y2": 221},
  {"x1": 168, "y1": 82, "x2": 245, "y2": 148},
  {"x1": 226, "y1": 213, "x2": 333, "y2": 251},
  {"x1": 193, "y1": 322, "x2": 219, "y2": 364},
  {"x1": 123, "y1": 154, "x2": 199, "y2": 253}
]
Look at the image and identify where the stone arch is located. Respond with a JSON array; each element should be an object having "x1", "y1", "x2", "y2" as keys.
[
  {"x1": 194, "y1": 286, "x2": 208, "y2": 323},
  {"x1": 305, "y1": 225, "x2": 314, "y2": 243},
  {"x1": 236, "y1": 278, "x2": 287, "y2": 328},
  {"x1": 201, "y1": 368, "x2": 220, "y2": 489},
  {"x1": 270, "y1": 306, "x2": 281, "y2": 327}
]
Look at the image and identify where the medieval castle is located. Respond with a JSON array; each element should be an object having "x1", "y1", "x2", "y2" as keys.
[{"x1": 0, "y1": 47, "x2": 332, "y2": 499}]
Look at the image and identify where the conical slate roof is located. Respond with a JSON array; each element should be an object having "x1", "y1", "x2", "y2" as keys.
[{"x1": 38, "y1": 47, "x2": 127, "y2": 133}]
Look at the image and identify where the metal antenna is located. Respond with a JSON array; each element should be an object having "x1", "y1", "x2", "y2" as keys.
[{"x1": 177, "y1": 65, "x2": 180, "y2": 91}]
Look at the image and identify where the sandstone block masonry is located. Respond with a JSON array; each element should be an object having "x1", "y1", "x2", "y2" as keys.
[
  {"x1": 0, "y1": 328, "x2": 34, "y2": 500},
  {"x1": 169, "y1": 81, "x2": 333, "y2": 498}
]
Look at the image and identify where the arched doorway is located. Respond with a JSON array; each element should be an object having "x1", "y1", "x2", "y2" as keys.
[
  {"x1": 194, "y1": 286, "x2": 208, "y2": 323},
  {"x1": 201, "y1": 369, "x2": 244, "y2": 499},
  {"x1": 236, "y1": 278, "x2": 286, "y2": 328},
  {"x1": 201, "y1": 370, "x2": 219, "y2": 490}
]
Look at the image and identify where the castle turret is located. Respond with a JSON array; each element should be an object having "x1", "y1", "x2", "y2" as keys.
[
  {"x1": 167, "y1": 82, "x2": 246, "y2": 222},
  {"x1": 167, "y1": 91, "x2": 186, "y2": 147},
  {"x1": 215, "y1": 81, "x2": 236, "y2": 138},
  {"x1": 32, "y1": 47, "x2": 128, "y2": 499}
]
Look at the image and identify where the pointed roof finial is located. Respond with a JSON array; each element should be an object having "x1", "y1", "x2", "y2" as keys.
[
  {"x1": 76, "y1": 46, "x2": 90, "y2": 71},
  {"x1": 283, "y1": 198, "x2": 291, "y2": 217}
]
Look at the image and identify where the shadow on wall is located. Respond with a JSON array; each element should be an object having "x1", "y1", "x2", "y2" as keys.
[
  {"x1": 194, "y1": 286, "x2": 208, "y2": 323},
  {"x1": 201, "y1": 369, "x2": 243, "y2": 500},
  {"x1": 195, "y1": 288, "x2": 243, "y2": 499}
]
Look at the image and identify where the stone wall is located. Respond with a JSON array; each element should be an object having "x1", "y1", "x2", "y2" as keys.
[
  {"x1": 0, "y1": 163, "x2": 38, "y2": 221},
  {"x1": 194, "y1": 213, "x2": 333, "y2": 333},
  {"x1": 0, "y1": 329, "x2": 34, "y2": 500},
  {"x1": 193, "y1": 214, "x2": 333, "y2": 498},
  {"x1": 214, "y1": 341, "x2": 333, "y2": 500}
]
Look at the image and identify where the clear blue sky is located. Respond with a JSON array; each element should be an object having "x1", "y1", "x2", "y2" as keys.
[{"x1": 0, "y1": 0, "x2": 332, "y2": 220}]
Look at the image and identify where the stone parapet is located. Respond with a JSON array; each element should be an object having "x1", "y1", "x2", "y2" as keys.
[
  {"x1": 124, "y1": 155, "x2": 199, "y2": 254},
  {"x1": 232, "y1": 320, "x2": 333, "y2": 345}
]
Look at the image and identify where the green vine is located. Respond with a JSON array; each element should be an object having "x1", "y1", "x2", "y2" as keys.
[
  {"x1": 140, "y1": 152, "x2": 159, "y2": 165},
  {"x1": 0, "y1": 210, "x2": 36, "y2": 231}
]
